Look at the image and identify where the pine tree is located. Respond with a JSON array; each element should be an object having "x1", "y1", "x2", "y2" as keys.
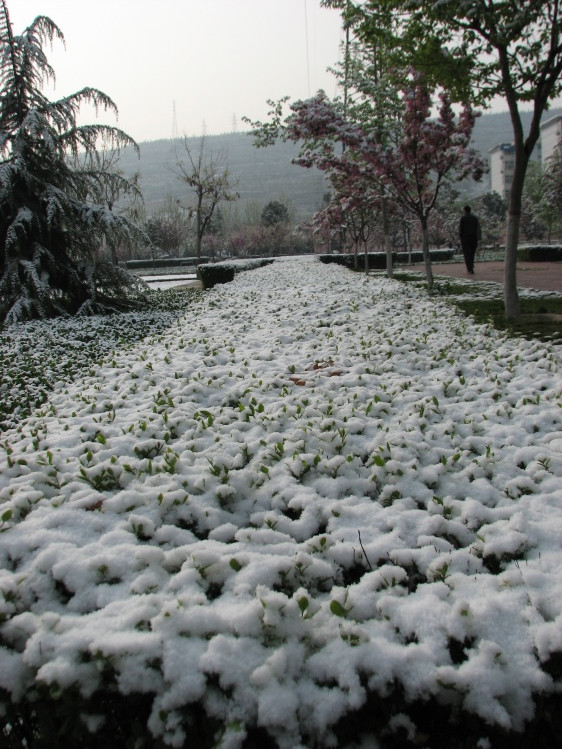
[{"x1": 0, "y1": 1, "x2": 146, "y2": 324}]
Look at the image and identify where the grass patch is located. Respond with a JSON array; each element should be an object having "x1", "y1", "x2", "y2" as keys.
[
  {"x1": 455, "y1": 296, "x2": 562, "y2": 343},
  {"x1": 389, "y1": 271, "x2": 426, "y2": 283},
  {"x1": 431, "y1": 280, "x2": 491, "y2": 296},
  {"x1": 388, "y1": 271, "x2": 562, "y2": 343}
]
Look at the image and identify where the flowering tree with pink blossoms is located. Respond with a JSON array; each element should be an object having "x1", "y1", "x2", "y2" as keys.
[
  {"x1": 316, "y1": 193, "x2": 373, "y2": 269},
  {"x1": 247, "y1": 75, "x2": 485, "y2": 288},
  {"x1": 369, "y1": 76, "x2": 485, "y2": 287},
  {"x1": 293, "y1": 99, "x2": 385, "y2": 270},
  {"x1": 325, "y1": 0, "x2": 562, "y2": 317}
]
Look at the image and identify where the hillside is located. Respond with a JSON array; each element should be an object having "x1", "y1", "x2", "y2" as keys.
[
  {"x1": 117, "y1": 108, "x2": 562, "y2": 219},
  {"x1": 118, "y1": 134, "x2": 329, "y2": 220}
]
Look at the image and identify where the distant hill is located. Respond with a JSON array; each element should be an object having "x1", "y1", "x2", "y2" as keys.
[
  {"x1": 471, "y1": 107, "x2": 562, "y2": 156},
  {"x1": 117, "y1": 108, "x2": 562, "y2": 219},
  {"x1": 117, "y1": 134, "x2": 328, "y2": 220}
]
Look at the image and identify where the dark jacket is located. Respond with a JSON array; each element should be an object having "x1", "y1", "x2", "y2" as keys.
[{"x1": 459, "y1": 212, "x2": 481, "y2": 242}]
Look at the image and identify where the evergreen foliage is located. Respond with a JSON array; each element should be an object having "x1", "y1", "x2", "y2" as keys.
[
  {"x1": 0, "y1": 1, "x2": 146, "y2": 324},
  {"x1": 261, "y1": 200, "x2": 289, "y2": 227}
]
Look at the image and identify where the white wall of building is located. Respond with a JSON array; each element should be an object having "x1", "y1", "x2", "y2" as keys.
[
  {"x1": 541, "y1": 116, "x2": 562, "y2": 164},
  {"x1": 488, "y1": 117, "x2": 561, "y2": 201},
  {"x1": 489, "y1": 143, "x2": 515, "y2": 200}
]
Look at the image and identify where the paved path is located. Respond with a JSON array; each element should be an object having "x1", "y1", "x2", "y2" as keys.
[
  {"x1": 405, "y1": 261, "x2": 562, "y2": 293},
  {"x1": 176, "y1": 260, "x2": 562, "y2": 294}
]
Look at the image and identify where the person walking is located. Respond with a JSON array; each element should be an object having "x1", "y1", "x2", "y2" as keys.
[{"x1": 459, "y1": 205, "x2": 481, "y2": 274}]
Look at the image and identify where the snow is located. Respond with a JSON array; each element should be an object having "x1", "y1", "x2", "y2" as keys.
[
  {"x1": 0, "y1": 256, "x2": 561, "y2": 746},
  {"x1": 143, "y1": 274, "x2": 198, "y2": 290}
]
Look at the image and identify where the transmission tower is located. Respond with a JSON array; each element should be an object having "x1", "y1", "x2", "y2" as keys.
[{"x1": 172, "y1": 100, "x2": 179, "y2": 140}]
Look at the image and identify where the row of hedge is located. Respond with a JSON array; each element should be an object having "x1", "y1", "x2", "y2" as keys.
[
  {"x1": 517, "y1": 244, "x2": 562, "y2": 261},
  {"x1": 125, "y1": 245, "x2": 561, "y2": 277},
  {"x1": 196, "y1": 258, "x2": 275, "y2": 288},
  {"x1": 321, "y1": 245, "x2": 562, "y2": 269},
  {"x1": 319, "y1": 249, "x2": 455, "y2": 270}
]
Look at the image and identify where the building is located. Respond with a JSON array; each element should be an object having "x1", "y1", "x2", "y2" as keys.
[
  {"x1": 488, "y1": 116, "x2": 560, "y2": 200},
  {"x1": 488, "y1": 143, "x2": 515, "y2": 201},
  {"x1": 540, "y1": 115, "x2": 562, "y2": 165}
]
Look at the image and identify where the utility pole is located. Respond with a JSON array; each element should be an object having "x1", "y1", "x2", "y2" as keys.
[{"x1": 172, "y1": 100, "x2": 179, "y2": 140}]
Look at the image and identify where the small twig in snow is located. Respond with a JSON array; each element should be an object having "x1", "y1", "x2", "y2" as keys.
[{"x1": 358, "y1": 530, "x2": 373, "y2": 570}]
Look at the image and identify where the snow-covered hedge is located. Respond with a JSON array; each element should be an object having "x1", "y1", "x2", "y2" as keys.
[
  {"x1": 197, "y1": 258, "x2": 275, "y2": 288},
  {"x1": 0, "y1": 257, "x2": 561, "y2": 748}
]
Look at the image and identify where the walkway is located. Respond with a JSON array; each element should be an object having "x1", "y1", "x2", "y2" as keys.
[{"x1": 405, "y1": 260, "x2": 562, "y2": 293}]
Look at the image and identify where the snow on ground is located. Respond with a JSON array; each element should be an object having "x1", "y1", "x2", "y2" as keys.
[
  {"x1": 0, "y1": 257, "x2": 561, "y2": 747},
  {"x1": 143, "y1": 274, "x2": 198, "y2": 290},
  {"x1": 0, "y1": 293, "x2": 197, "y2": 431}
]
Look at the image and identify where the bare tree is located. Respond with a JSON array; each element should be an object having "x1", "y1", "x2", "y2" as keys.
[{"x1": 173, "y1": 137, "x2": 238, "y2": 260}]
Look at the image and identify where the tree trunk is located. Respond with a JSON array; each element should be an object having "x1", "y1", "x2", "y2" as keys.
[
  {"x1": 504, "y1": 148, "x2": 529, "y2": 319},
  {"x1": 385, "y1": 234, "x2": 393, "y2": 277},
  {"x1": 421, "y1": 219, "x2": 434, "y2": 290},
  {"x1": 500, "y1": 66, "x2": 543, "y2": 319},
  {"x1": 503, "y1": 210, "x2": 520, "y2": 319},
  {"x1": 196, "y1": 206, "x2": 202, "y2": 261},
  {"x1": 403, "y1": 222, "x2": 412, "y2": 263},
  {"x1": 382, "y1": 198, "x2": 393, "y2": 278}
]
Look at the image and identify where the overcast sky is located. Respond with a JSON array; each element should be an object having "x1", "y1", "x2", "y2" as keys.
[{"x1": 10, "y1": 0, "x2": 344, "y2": 143}]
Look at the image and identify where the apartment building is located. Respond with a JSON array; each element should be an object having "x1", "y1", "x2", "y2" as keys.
[
  {"x1": 489, "y1": 116, "x2": 561, "y2": 200},
  {"x1": 540, "y1": 115, "x2": 562, "y2": 165},
  {"x1": 489, "y1": 142, "x2": 515, "y2": 201}
]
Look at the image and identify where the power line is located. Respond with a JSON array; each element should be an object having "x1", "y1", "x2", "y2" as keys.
[{"x1": 304, "y1": 0, "x2": 311, "y2": 96}]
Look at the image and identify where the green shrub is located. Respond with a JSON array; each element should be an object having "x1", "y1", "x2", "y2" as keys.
[
  {"x1": 197, "y1": 259, "x2": 274, "y2": 288},
  {"x1": 0, "y1": 686, "x2": 169, "y2": 749},
  {"x1": 516, "y1": 245, "x2": 562, "y2": 261},
  {"x1": 196, "y1": 264, "x2": 235, "y2": 288},
  {"x1": 318, "y1": 249, "x2": 454, "y2": 270}
]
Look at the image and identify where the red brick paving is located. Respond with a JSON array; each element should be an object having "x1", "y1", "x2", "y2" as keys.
[{"x1": 405, "y1": 261, "x2": 562, "y2": 293}]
